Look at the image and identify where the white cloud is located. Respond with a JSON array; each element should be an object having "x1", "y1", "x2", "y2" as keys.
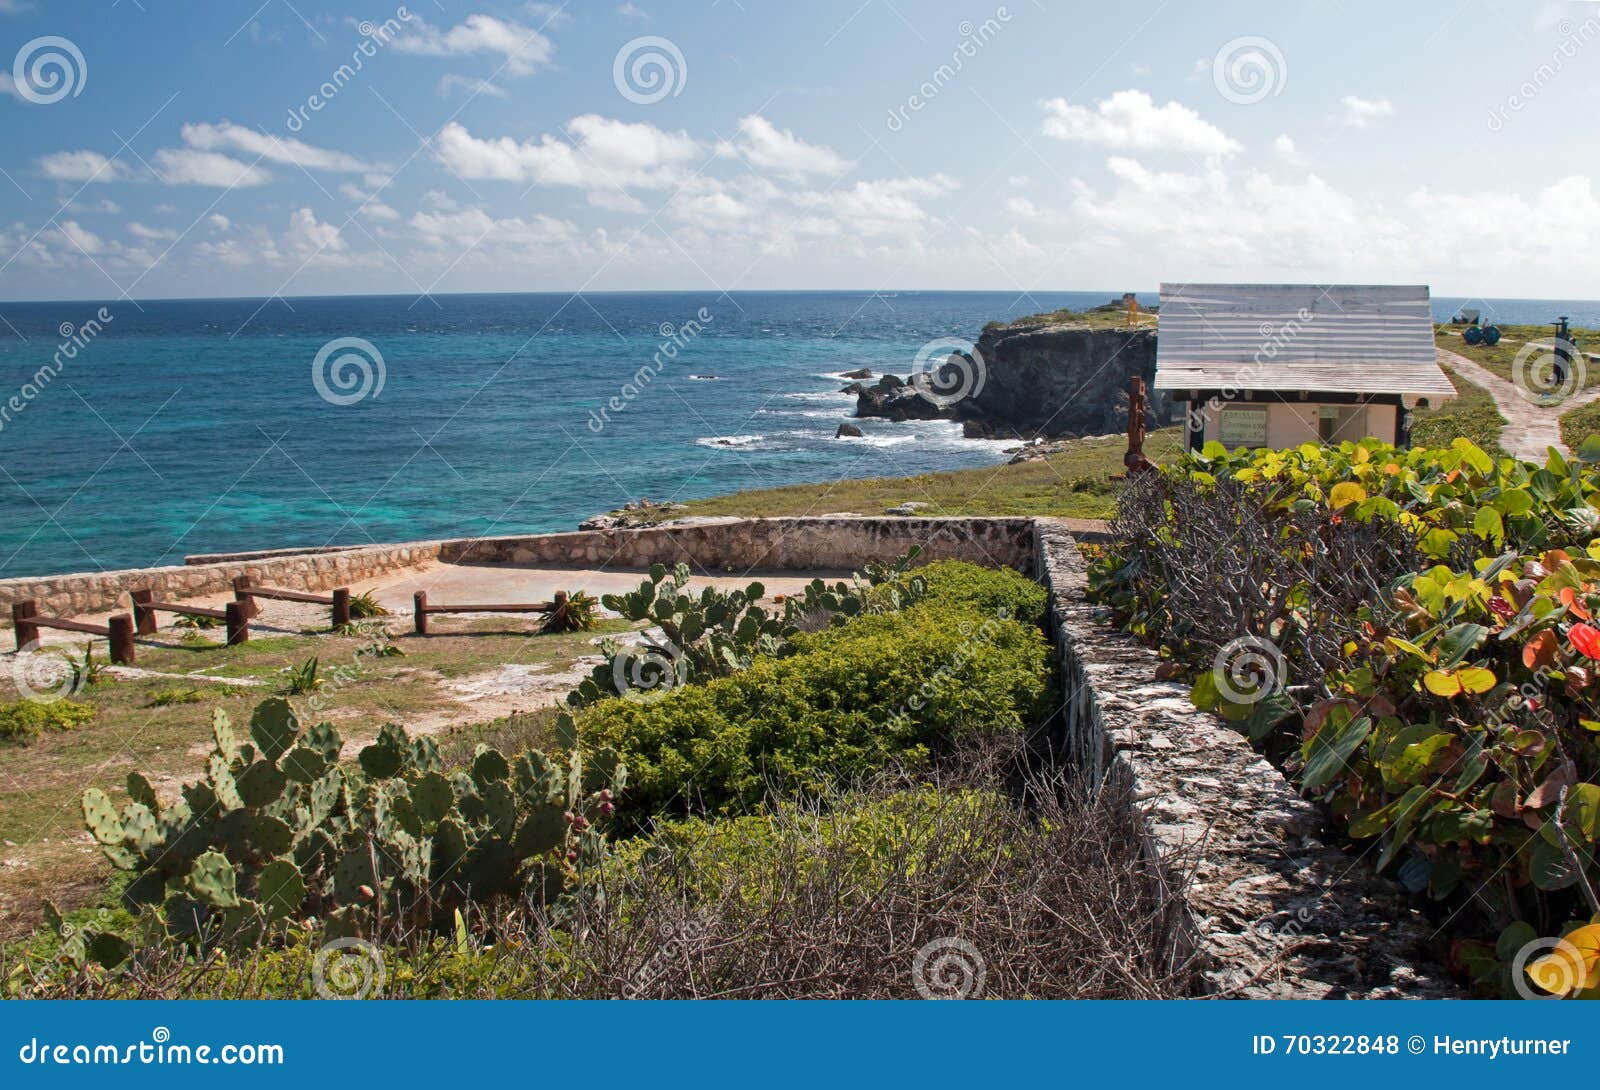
[
  {"x1": 437, "y1": 73, "x2": 510, "y2": 98},
  {"x1": 181, "y1": 122, "x2": 378, "y2": 173},
  {"x1": 57, "y1": 220, "x2": 103, "y2": 255},
  {"x1": 1341, "y1": 95, "x2": 1394, "y2": 127},
  {"x1": 434, "y1": 116, "x2": 700, "y2": 192},
  {"x1": 617, "y1": 3, "x2": 650, "y2": 20},
  {"x1": 393, "y1": 14, "x2": 555, "y2": 76},
  {"x1": 1274, "y1": 134, "x2": 1302, "y2": 163},
  {"x1": 128, "y1": 222, "x2": 179, "y2": 241},
  {"x1": 807, "y1": 175, "x2": 958, "y2": 237},
  {"x1": 36, "y1": 150, "x2": 125, "y2": 183},
  {"x1": 1007, "y1": 175, "x2": 1032, "y2": 189},
  {"x1": 0, "y1": 72, "x2": 19, "y2": 99},
  {"x1": 1040, "y1": 90, "x2": 1239, "y2": 156},
  {"x1": 208, "y1": 214, "x2": 231, "y2": 231},
  {"x1": 152, "y1": 148, "x2": 273, "y2": 187},
  {"x1": 723, "y1": 115, "x2": 850, "y2": 178},
  {"x1": 409, "y1": 205, "x2": 580, "y2": 252},
  {"x1": 340, "y1": 183, "x2": 400, "y2": 221},
  {"x1": 284, "y1": 207, "x2": 345, "y2": 257}
]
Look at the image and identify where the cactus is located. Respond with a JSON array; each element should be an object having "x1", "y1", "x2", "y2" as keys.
[{"x1": 80, "y1": 695, "x2": 627, "y2": 952}]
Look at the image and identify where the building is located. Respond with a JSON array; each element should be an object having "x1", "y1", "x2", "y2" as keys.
[{"x1": 1153, "y1": 283, "x2": 1456, "y2": 451}]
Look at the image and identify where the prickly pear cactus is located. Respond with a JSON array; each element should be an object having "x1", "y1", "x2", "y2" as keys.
[
  {"x1": 568, "y1": 548, "x2": 928, "y2": 710},
  {"x1": 80, "y1": 695, "x2": 626, "y2": 949}
]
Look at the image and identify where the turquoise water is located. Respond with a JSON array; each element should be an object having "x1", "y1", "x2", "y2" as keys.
[{"x1": 0, "y1": 290, "x2": 1593, "y2": 579}]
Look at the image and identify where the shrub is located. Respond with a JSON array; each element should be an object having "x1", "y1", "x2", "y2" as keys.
[
  {"x1": 912, "y1": 559, "x2": 1048, "y2": 626},
  {"x1": 576, "y1": 599, "x2": 1052, "y2": 819},
  {"x1": 0, "y1": 698, "x2": 95, "y2": 744},
  {"x1": 1091, "y1": 437, "x2": 1600, "y2": 997}
]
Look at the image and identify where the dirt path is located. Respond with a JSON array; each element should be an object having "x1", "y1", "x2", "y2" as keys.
[{"x1": 1435, "y1": 347, "x2": 1600, "y2": 461}]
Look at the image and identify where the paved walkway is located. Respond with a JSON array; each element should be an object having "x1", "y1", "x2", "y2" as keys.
[{"x1": 1435, "y1": 347, "x2": 1600, "y2": 461}]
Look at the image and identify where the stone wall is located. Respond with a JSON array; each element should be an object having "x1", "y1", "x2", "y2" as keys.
[
  {"x1": 1033, "y1": 518, "x2": 1457, "y2": 998},
  {"x1": 0, "y1": 517, "x2": 1035, "y2": 626},
  {"x1": 441, "y1": 516, "x2": 1039, "y2": 574},
  {"x1": 0, "y1": 542, "x2": 444, "y2": 624}
]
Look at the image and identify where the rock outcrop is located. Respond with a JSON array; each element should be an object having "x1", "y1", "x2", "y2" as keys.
[{"x1": 854, "y1": 321, "x2": 1167, "y2": 440}]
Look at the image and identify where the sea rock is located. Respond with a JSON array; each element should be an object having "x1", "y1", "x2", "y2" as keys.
[
  {"x1": 852, "y1": 373, "x2": 946, "y2": 422},
  {"x1": 841, "y1": 367, "x2": 873, "y2": 380},
  {"x1": 835, "y1": 422, "x2": 863, "y2": 438},
  {"x1": 885, "y1": 502, "x2": 930, "y2": 516}
]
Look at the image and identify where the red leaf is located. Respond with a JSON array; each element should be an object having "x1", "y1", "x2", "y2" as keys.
[
  {"x1": 1489, "y1": 595, "x2": 1516, "y2": 622},
  {"x1": 1570, "y1": 623, "x2": 1600, "y2": 660},
  {"x1": 1562, "y1": 587, "x2": 1594, "y2": 621},
  {"x1": 1523, "y1": 630, "x2": 1559, "y2": 670}
]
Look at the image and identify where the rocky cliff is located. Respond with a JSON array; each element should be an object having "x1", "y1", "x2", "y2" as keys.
[{"x1": 853, "y1": 320, "x2": 1166, "y2": 440}]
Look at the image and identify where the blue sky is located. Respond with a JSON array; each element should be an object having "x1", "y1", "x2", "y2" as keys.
[{"x1": 0, "y1": 0, "x2": 1597, "y2": 301}]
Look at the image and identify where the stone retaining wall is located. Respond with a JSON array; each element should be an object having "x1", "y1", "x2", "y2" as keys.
[
  {"x1": 1033, "y1": 518, "x2": 1457, "y2": 998},
  {"x1": 441, "y1": 516, "x2": 1038, "y2": 574},
  {"x1": 1, "y1": 517, "x2": 1035, "y2": 626},
  {"x1": 0, "y1": 543, "x2": 446, "y2": 624}
]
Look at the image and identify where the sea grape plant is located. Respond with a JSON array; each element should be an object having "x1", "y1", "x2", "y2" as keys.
[{"x1": 80, "y1": 696, "x2": 625, "y2": 953}]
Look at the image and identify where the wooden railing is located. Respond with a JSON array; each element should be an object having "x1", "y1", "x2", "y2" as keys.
[
  {"x1": 412, "y1": 590, "x2": 567, "y2": 635},
  {"x1": 130, "y1": 589, "x2": 249, "y2": 646},
  {"x1": 11, "y1": 600, "x2": 136, "y2": 664},
  {"x1": 233, "y1": 576, "x2": 351, "y2": 629}
]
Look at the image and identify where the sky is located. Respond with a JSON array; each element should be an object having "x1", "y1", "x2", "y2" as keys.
[{"x1": 0, "y1": 0, "x2": 1597, "y2": 302}]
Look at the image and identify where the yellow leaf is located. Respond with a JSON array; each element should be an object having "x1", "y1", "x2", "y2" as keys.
[
  {"x1": 1526, "y1": 924, "x2": 1600, "y2": 997},
  {"x1": 1422, "y1": 670, "x2": 1463, "y2": 697},
  {"x1": 1329, "y1": 481, "x2": 1367, "y2": 509},
  {"x1": 1456, "y1": 667, "x2": 1498, "y2": 694}
]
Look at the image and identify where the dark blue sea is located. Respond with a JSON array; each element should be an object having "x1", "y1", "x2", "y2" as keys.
[{"x1": 0, "y1": 290, "x2": 1593, "y2": 578}]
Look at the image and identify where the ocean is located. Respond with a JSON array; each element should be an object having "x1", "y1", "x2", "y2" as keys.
[{"x1": 0, "y1": 290, "x2": 1594, "y2": 579}]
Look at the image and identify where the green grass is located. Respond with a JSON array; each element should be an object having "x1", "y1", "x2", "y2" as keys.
[
  {"x1": 987, "y1": 306, "x2": 1157, "y2": 332},
  {"x1": 629, "y1": 428, "x2": 1183, "y2": 523},
  {"x1": 1435, "y1": 322, "x2": 1600, "y2": 389},
  {"x1": 1411, "y1": 369, "x2": 1508, "y2": 456},
  {"x1": 1561, "y1": 399, "x2": 1600, "y2": 453}
]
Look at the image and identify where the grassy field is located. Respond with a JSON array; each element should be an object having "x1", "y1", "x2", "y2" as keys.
[
  {"x1": 0, "y1": 617, "x2": 632, "y2": 934},
  {"x1": 988, "y1": 305, "x2": 1157, "y2": 332},
  {"x1": 1561, "y1": 399, "x2": 1600, "y2": 452},
  {"x1": 630, "y1": 428, "x2": 1184, "y2": 524},
  {"x1": 1411, "y1": 368, "x2": 1509, "y2": 456},
  {"x1": 1435, "y1": 321, "x2": 1600, "y2": 390}
]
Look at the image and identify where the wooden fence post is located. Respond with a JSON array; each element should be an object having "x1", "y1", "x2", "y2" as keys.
[
  {"x1": 12, "y1": 600, "x2": 40, "y2": 651},
  {"x1": 108, "y1": 615, "x2": 136, "y2": 665},
  {"x1": 331, "y1": 587, "x2": 351, "y2": 629},
  {"x1": 414, "y1": 591, "x2": 428, "y2": 635},
  {"x1": 225, "y1": 601, "x2": 249, "y2": 646},
  {"x1": 232, "y1": 575, "x2": 259, "y2": 619},
  {"x1": 550, "y1": 590, "x2": 569, "y2": 630},
  {"x1": 130, "y1": 589, "x2": 158, "y2": 636}
]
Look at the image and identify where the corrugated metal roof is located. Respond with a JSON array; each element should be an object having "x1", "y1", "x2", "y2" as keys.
[{"x1": 1153, "y1": 283, "x2": 1457, "y2": 399}]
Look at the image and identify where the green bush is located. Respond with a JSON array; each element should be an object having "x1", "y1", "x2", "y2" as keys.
[
  {"x1": 578, "y1": 600, "x2": 1052, "y2": 819},
  {"x1": 912, "y1": 560, "x2": 1048, "y2": 626},
  {"x1": 0, "y1": 699, "x2": 95, "y2": 744}
]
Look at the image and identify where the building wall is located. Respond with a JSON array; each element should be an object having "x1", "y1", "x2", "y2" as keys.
[{"x1": 1200, "y1": 400, "x2": 1399, "y2": 449}]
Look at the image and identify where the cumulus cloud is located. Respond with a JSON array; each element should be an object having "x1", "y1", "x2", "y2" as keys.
[
  {"x1": 127, "y1": 222, "x2": 179, "y2": 241},
  {"x1": 1341, "y1": 95, "x2": 1394, "y2": 127},
  {"x1": 723, "y1": 115, "x2": 850, "y2": 178},
  {"x1": 437, "y1": 73, "x2": 510, "y2": 98},
  {"x1": 393, "y1": 14, "x2": 555, "y2": 76},
  {"x1": 1040, "y1": 90, "x2": 1240, "y2": 156},
  {"x1": 181, "y1": 121, "x2": 380, "y2": 173},
  {"x1": 152, "y1": 148, "x2": 273, "y2": 187},
  {"x1": 36, "y1": 150, "x2": 125, "y2": 182},
  {"x1": 434, "y1": 116, "x2": 700, "y2": 191}
]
